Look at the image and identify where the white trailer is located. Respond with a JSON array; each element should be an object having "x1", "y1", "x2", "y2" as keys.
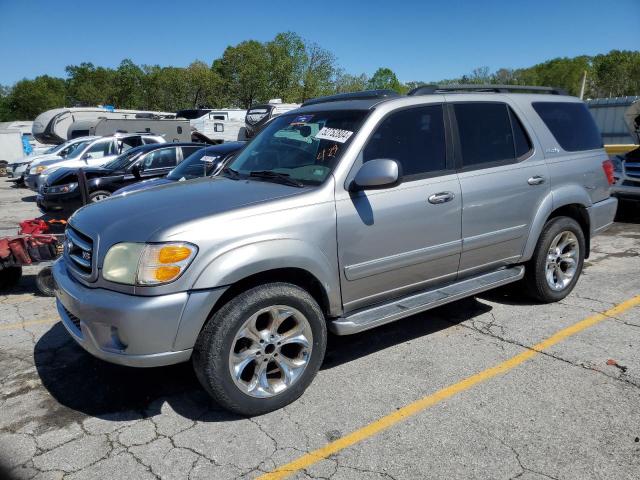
[
  {"x1": 187, "y1": 109, "x2": 248, "y2": 142},
  {"x1": 32, "y1": 107, "x2": 176, "y2": 144},
  {"x1": 0, "y1": 121, "x2": 48, "y2": 152},
  {"x1": 0, "y1": 130, "x2": 26, "y2": 175},
  {"x1": 83, "y1": 118, "x2": 192, "y2": 142}
]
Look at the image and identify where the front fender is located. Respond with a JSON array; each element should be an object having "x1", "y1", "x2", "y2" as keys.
[{"x1": 191, "y1": 238, "x2": 342, "y2": 315}]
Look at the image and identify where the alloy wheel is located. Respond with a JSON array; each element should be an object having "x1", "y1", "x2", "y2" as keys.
[
  {"x1": 545, "y1": 231, "x2": 579, "y2": 291},
  {"x1": 228, "y1": 305, "x2": 313, "y2": 398}
]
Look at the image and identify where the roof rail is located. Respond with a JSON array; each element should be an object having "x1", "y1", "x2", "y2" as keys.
[
  {"x1": 408, "y1": 84, "x2": 568, "y2": 96},
  {"x1": 302, "y1": 89, "x2": 400, "y2": 107}
]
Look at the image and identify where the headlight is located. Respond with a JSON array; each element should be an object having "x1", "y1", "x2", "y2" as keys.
[
  {"x1": 35, "y1": 165, "x2": 48, "y2": 174},
  {"x1": 102, "y1": 242, "x2": 197, "y2": 285},
  {"x1": 47, "y1": 182, "x2": 78, "y2": 194}
]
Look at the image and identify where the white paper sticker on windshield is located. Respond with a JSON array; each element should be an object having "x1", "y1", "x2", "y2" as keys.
[
  {"x1": 200, "y1": 155, "x2": 219, "y2": 164},
  {"x1": 315, "y1": 127, "x2": 353, "y2": 143}
]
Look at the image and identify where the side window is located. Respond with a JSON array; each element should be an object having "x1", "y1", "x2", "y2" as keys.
[
  {"x1": 85, "y1": 140, "x2": 111, "y2": 159},
  {"x1": 509, "y1": 108, "x2": 533, "y2": 158},
  {"x1": 142, "y1": 137, "x2": 160, "y2": 145},
  {"x1": 454, "y1": 103, "x2": 514, "y2": 168},
  {"x1": 532, "y1": 102, "x2": 602, "y2": 152},
  {"x1": 143, "y1": 148, "x2": 178, "y2": 169},
  {"x1": 181, "y1": 146, "x2": 202, "y2": 160},
  {"x1": 363, "y1": 105, "x2": 447, "y2": 178}
]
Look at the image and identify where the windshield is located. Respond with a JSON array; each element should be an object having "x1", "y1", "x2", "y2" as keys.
[
  {"x1": 64, "y1": 140, "x2": 93, "y2": 159},
  {"x1": 227, "y1": 110, "x2": 367, "y2": 185},
  {"x1": 103, "y1": 148, "x2": 144, "y2": 171},
  {"x1": 167, "y1": 149, "x2": 222, "y2": 181}
]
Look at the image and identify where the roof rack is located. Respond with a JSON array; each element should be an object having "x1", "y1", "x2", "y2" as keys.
[
  {"x1": 302, "y1": 89, "x2": 400, "y2": 107},
  {"x1": 408, "y1": 84, "x2": 568, "y2": 96}
]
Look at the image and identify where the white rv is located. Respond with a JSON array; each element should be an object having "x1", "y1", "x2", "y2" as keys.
[
  {"x1": 186, "y1": 109, "x2": 248, "y2": 143},
  {"x1": 32, "y1": 107, "x2": 175, "y2": 144}
]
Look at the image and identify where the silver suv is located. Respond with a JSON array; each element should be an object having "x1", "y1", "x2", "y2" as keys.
[{"x1": 53, "y1": 85, "x2": 618, "y2": 415}]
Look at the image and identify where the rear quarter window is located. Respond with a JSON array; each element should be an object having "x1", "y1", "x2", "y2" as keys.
[{"x1": 532, "y1": 102, "x2": 602, "y2": 152}]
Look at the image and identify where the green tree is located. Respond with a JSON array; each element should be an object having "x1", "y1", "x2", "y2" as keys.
[
  {"x1": 4, "y1": 76, "x2": 66, "y2": 120},
  {"x1": 266, "y1": 32, "x2": 307, "y2": 101},
  {"x1": 591, "y1": 50, "x2": 640, "y2": 97},
  {"x1": 113, "y1": 59, "x2": 144, "y2": 108},
  {"x1": 213, "y1": 40, "x2": 270, "y2": 108},
  {"x1": 334, "y1": 71, "x2": 369, "y2": 94},
  {"x1": 65, "y1": 62, "x2": 116, "y2": 106},
  {"x1": 367, "y1": 68, "x2": 402, "y2": 92}
]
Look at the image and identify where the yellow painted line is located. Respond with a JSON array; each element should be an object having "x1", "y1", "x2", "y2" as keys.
[
  {"x1": 0, "y1": 318, "x2": 58, "y2": 331},
  {"x1": 258, "y1": 294, "x2": 640, "y2": 480}
]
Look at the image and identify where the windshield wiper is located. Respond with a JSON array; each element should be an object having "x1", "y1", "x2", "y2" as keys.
[
  {"x1": 249, "y1": 170, "x2": 304, "y2": 188},
  {"x1": 221, "y1": 167, "x2": 241, "y2": 180}
]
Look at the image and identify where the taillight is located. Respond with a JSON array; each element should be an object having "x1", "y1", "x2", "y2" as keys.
[{"x1": 602, "y1": 160, "x2": 615, "y2": 185}]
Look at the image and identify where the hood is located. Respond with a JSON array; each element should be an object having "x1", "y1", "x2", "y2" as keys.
[
  {"x1": 113, "y1": 177, "x2": 174, "y2": 195},
  {"x1": 46, "y1": 166, "x2": 110, "y2": 186},
  {"x1": 70, "y1": 176, "x2": 307, "y2": 249},
  {"x1": 24, "y1": 153, "x2": 63, "y2": 167}
]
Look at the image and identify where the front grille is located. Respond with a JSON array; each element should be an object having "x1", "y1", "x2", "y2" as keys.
[
  {"x1": 625, "y1": 161, "x2": 640, "y2": 179},
  {"x1": 65, "y1": 226, "x2": 94, "y2": 276}
]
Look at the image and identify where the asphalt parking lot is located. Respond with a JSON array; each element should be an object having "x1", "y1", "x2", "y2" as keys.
[{"x1": 1, "y1": 179, "x2": 639, "y2": 480}]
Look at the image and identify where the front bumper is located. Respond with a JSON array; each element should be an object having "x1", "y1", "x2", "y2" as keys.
[
  {"x1": 24, "y1": 173, "x2": 41, "y2": 190},
  {"x1": 612, "y1": 183, "x2": 640, "y2": 200},
  {"x1": 37, "y1": 190, "x2": 82, "y2": 213},
  {"x1": 53, "y1": 259, "x2": 225, "y2": 367}
]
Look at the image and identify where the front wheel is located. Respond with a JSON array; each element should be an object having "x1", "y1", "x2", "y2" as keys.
[
  {"x1": 89, "y1": 190, "x2": 111, "y2": 203},
  {"x1": 525, "y1": 216, "x2": 585, "y2": 303},
  {"x1": 192, "y1": 282, "x2": 327, "y2": 416}
]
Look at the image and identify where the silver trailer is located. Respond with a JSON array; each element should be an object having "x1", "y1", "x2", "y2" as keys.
[
  {"x1": 32, "y1": 107, "x2": 176, "y2": 144},
  {"x1": 83, "y1": 118, "x2": 192, "y2": 142}
]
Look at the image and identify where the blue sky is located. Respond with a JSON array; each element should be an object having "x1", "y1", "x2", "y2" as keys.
[{"x1": 0, "y1": 0, "x2": 638, "y2": 85}]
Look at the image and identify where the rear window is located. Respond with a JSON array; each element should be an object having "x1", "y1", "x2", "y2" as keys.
[{"x1": 532, "y1": 102, "x2": 602, "y2": 152}]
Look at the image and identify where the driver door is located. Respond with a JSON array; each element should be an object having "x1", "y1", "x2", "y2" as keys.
[{"x1": 336, "y1": 104, "x2": 462, "y2": 312}]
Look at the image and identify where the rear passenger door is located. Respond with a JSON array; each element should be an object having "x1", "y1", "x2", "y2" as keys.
[
  {"x1": 140, "y1": 147, "x2": 179, "y2": 178},
  {"x1": 336, "y1": 104, "x2": 462, "y2": 311},
  {"x1": 450, "y1": 101, "x2": 549, "y2": 277}
]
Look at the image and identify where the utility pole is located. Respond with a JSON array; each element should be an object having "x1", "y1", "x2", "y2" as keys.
[{"x1": 579, "y1": 70, "x2": 587, "y2": 99}]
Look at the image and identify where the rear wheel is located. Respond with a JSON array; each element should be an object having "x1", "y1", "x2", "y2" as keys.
[
  {"x1": 525, "y1": 216, "x2": 585, "y2": 303},
  {"x1": 192, "y1": 282, "x2": 327, "y2": 416},
  {"x1": 89, "y1": 190, "x2": 111, "y2": 203}
]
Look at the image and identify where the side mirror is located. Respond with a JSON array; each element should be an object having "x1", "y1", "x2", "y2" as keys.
[
  {"x1": 82, "y1": 153, "x2": 91, "y2": 162},
  {"x1": 351, "y1": 159, "x2": 400, "y2": 191},
  {"x1": 131, "y1": 163, "x2": 143, "y2": 179}
]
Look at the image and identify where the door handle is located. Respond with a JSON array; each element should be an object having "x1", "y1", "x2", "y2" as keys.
[
  {"x1": 428, "y1": 191, "x2": 455, "y2": 204},
  {"x1": 527, "y1": 176, "x2": 545, "y2": 185}
]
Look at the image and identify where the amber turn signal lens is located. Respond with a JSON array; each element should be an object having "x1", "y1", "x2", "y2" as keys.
[
  {"x1": 154, "y1": 265, "x2": 181, "y2": 282},
  {"x1": 158, "y1": 245, "x2": 192, "y2": 264}
]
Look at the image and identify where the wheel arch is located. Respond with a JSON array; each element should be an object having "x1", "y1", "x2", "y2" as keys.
[{"x1": 522, "y1": 194, "x2": 591, "y2": 261}]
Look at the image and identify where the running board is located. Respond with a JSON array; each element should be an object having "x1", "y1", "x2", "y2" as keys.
[{"x1": 330, "y1": 266, "x2": 525, "y2": 335}]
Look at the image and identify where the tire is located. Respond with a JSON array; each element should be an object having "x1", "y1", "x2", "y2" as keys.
[
  {"x1": 525, "y1": 216, "x2": 585, "y2": 303},
  {"x1": 89, "y1": 190, "x2": 111, "y2": 203},
  {"x1": 192, "y1": 282, "x2": 327, "y2": 416},
  {"x1": 36, "y1": 267, "x2": 55, "y2": 296},
  {"x1": 0, "y1": 266, "x2": 22, "y2": 291}
]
